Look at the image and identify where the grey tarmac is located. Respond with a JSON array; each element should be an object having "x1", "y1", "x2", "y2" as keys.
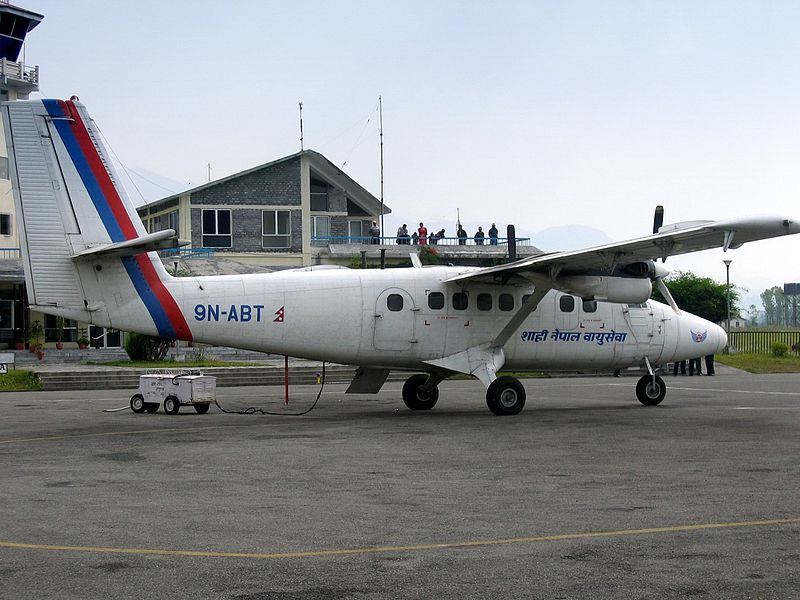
[{"x1": 1, "y1": 371, "x2": 799, "y2": 599}]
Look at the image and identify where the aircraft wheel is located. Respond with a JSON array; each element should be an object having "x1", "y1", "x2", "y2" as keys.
[
  {"x1": 486, "y1": 376, "x2": 526, "y2": 416},
  {"x1": 130, "y1": 394, "x2": 145, "y2": 413},
  {"x1": 144, "y1": 403, "x2": 159, "y2": 413},
  {"x1": 194, "y1": 403, "x2": 210, "y2": 415},
  {"x1": 636, "y1": 375, "x2": 666, "y2": 406},
  {"x1": 402, "y1": 374, "x2": 439, "y2": 410},
  {"x1": 164, "y1": 395, "x2": 181, "y2": 415}
]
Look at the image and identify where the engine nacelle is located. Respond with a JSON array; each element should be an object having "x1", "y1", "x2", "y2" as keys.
[{"x1": 557, "y1": 275, "x2": 653, "y2": 304}]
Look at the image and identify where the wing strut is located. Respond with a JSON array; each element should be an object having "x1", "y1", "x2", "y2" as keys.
[{"x1": 491, "y1": 283, "x2": 551, "y2": 349}]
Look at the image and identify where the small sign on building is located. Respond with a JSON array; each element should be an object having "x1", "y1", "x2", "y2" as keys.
[{"x1": 0, "y1": 352, "x2": 15, "y2": 375}]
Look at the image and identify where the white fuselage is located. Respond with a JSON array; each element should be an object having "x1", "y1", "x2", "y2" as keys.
[{"x1": 98, "y1": 265, "x2": 725, "y2": 372}]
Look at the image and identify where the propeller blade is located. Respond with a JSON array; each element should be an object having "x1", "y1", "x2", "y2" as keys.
[
  {"x1": 653, "y1": 205, "x2": 664, "y2": 234},
  {"x1": 656, "y1": 277, "x2": 682, "y2": 315}
]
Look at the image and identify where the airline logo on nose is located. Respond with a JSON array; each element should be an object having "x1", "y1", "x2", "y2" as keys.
[{"x1": 690, "y1": 330, "x2": 708, "y2": 343}]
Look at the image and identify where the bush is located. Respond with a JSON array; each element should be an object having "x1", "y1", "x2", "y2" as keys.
[
  {"x1": 771, "y1": 340, "x2": 789, "y2": 357},
  {"x1": 125, "y1": 332, "x2": 172, "y2": 361}
]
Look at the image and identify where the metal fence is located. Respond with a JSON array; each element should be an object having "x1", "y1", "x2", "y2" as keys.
[
  {"x1": 314, "y1": 236, "x2": 532, "y2": 246},
  {"x1": 729, "y1": 330, "x2": 800, "y2": 355}
]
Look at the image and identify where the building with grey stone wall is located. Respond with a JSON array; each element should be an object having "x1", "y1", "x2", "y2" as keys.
[{"x1": 137, "y1": 150, "x2": 389, "y2": 268}]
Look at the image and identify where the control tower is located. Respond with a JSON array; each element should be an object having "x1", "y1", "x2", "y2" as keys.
[
  {"x1": 0, "y1": 1, "x2": 42, "y2": 348},
  {"x1": 0, "y1": 1, "x2": 42, "y2": 249}
]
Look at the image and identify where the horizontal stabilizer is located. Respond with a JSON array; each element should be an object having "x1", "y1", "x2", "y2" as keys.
[{"x1": 72, "y1": 230, "x2": 188, "y2": 259}]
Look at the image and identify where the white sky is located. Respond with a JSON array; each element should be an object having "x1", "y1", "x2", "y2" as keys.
[{"x1": 21, "y1": 0, "x2": 800, "y2": 309}]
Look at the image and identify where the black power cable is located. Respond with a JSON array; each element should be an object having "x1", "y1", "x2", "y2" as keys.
[{"x1": 214, "y1": 362, "x2": 326, "y2": 416}]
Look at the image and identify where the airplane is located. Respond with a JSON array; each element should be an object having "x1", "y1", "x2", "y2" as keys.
[{"x1": 3, "y1": 98, "x2": 799, "y2": 415}]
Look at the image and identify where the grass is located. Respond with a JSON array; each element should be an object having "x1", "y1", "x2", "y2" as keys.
[
  {"x1": 715, "y1": 353, "x2": 800, "y2": 374},
  {"x1": 0, "y1": 369, "x2": 42, "y2": 391},
  {"x1": 89, "y1": 360, "x2": 265, "y2": 368}
]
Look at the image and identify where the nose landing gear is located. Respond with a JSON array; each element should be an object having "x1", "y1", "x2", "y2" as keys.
[{"x1": 636, "y1": 374, "x2": 666, "y2": 406}]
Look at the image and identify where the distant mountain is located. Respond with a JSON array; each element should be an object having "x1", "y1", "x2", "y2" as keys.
[{"x1": 524, "y1": 225, "x2": 613, "y2": 252}]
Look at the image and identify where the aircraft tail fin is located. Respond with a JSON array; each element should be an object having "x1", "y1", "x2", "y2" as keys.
[{"x1": 3, "y1": 99, "x2": 191, "y2": 339}]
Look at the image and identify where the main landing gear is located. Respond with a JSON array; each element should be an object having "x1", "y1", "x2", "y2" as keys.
[
  {"x1": 402, "y1": 373, "x2": 527, "y2": 416},
  {"x1": 402, "y1": 374, "x2": 440, "y2": 410},
  {"x1": 486, "y1": 376, "x2": 526, "y2": 416}
]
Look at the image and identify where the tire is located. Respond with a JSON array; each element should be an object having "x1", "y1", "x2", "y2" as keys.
[
  {"x1": 163, "y1": 395, "x2": 180, "y2": 415},
  {"x1": 130, "y1": 394, "x2": 145, "y2": 413},
  {"x1": 402, "y1": 374, "x2": 439, "y2": 410},
  {"x1": 636, "y1": 375, "x2": 666, "y2": 406},
  {"x1": 194, "y1": 403, "x2": 210, "y2": 414},
  {"x1": 144, "y1": 403, "x2": 159, "y2": 413},
  {"x1": 486, "y1": 376, "x2": 526, "y2": 416}
]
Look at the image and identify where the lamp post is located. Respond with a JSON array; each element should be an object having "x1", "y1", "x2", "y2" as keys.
[{"x1": 723, "y1": 259, "x2": 732, "y2": 352}]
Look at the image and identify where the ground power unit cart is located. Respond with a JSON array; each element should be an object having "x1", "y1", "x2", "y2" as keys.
[{"x1": 130, "y1": 370, "x2": 216, "y2": 415}]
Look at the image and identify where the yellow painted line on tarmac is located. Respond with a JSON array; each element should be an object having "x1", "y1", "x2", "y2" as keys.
[{"x1": 1, "y1": 518, "x2": 798, "y2": 560}]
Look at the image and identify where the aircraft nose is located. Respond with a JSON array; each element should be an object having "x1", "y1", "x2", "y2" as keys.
[{"x1": 712, "y1": 323, "x2": 727, "y2": 354}]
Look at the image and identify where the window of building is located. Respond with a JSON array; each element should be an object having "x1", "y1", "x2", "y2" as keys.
[
  {"x1": 348, "y1": 220, "x2": 369, "y2": 242},
  {"x1": 560, "y1": 295, "x2": 575, "y2": 312},
  {"x1": 387, "y1": 294, "x2": 403, "y2": 311},
  {"x1": 499, "y1": 293, "x2": 514, "y2": 311},
  {"x1": 453, "y1": 292, "x2": 468, "y2": 310},
  {"x1": 262, "y1": 210, "x2": 291, "y2": 248},
  {"x1": 0, "y1": 213, "x2": 11, "y2": 236},
  {"x1": 202, "y1": 209, "x2": 231, "y2": 248},
  {"x1": 310, "y1": 177, "x2": 330, "y2": 211},
  {"x1": 0, "y1": 299, "x2": 13, "y2": 330},
  {"x1": 44, "y1": 314, "x2": 78, "y2": 342},
  {"x1": 168, "y1": 210, "x2": 179, "y2": 236},
  {"x1": 311, "y1": 215, "x2": 330, "y2": 240},
  {"x1": 428, "y1": 292, "x2": 444, "y2": 310},
  {"x1": 477, "y1": 293, "x2": 492, "y2": 311},
  {"x1": 582, "y1": 299, "x2": 598, "y2": 313},
  {"x1": 0, "y1": 156, "x2": 8, "y2": 180}
]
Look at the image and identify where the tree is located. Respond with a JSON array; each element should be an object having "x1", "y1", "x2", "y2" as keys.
[
  {"x1": 760, "y1": 286, "x2": 785, "y2": 326},
  {"x1": 652, "y1": 271, "x2": 739, "y2": 323}
]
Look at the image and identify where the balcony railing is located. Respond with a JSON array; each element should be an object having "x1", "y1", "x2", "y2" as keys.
[
  {"x1": 313, "y1": 236, "x2": 532, "y2": 246},
  {"x1": 0, "y1": 58, "x2": 38, "y2": 87},
  {"x1": 0, "y1": 247, "x2": 20, "y2": 259}
]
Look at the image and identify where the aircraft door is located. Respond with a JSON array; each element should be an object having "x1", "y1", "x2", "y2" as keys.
[
  {"x1": 618, "y1": 303, "x2": 665, "y2": 362},
  {"x1": 373, "y1": 288, "x2": 417, "y2": 351}
]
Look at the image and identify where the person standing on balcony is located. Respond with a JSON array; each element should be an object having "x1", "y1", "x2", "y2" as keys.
[
  {"x1": 489, "y1": 223, "x2": 498, "y2": 245},
  {"x1": 474, "y1": 226, "x2": 485, "y2": 245},
  {"x1": 369, "y1": 221, "x2": 381, "y2": 244},
  {"x1": 396, "y1": 224, "x2": 409, "y2": 244},
  {"x1": 418, "y1": 222, "x2": 428, "y2": 245},
  {"x1": 457, "y1": 224, "x2": 468, "y2": 245}
]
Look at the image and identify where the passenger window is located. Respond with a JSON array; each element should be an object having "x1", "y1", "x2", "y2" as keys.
[
  {"x1": 452, "y1": 292, "x2": 468, "y2": 310},
  {"x1": 582, "y1": 299, "x2": 597, "y2": 313},
  {"x1": 499, "y1": 293, "x2": 514, "y2": 311},
  {"x1": 522, "y1": 294, "x2": 537, "y2": 311},
  {"x1": 477, "y1": 293, "x2": 492, "y2": 311},
  {"x1": 428, "y1": 292, "x2": 444, "y2": 310},
  {"x1": 559, "y1": 295, "x2": 575, "y2": 312},
  {"x1": 387, "y1": 294, "x2": 403, "y2": 311}
]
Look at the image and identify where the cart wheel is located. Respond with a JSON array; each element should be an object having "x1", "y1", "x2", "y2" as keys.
[
  {"x1": 164, "y1": 395, "x2": 180, "y2": 415},
  {"x1": 194, "y1": 403, "x2": 210, "y2": 414},
  {"x1": 144, "y1": 403, "x2": 159, "y2": 413},
  {"x1": 130, "y1": 394, "x2": 145, "y2": 413}
]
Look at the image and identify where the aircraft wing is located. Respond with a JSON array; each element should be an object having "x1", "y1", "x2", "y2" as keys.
[{"x1": 446, "y1": 215, "x2": 800, "y2": 284}]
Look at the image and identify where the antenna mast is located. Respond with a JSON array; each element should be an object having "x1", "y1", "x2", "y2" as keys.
[
  {"x1": 379, "y1": 96, "x2": 384, "y2": 238},
  {"x1": 299, "y1": 102, "x2": 304, "y2": 151}
]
